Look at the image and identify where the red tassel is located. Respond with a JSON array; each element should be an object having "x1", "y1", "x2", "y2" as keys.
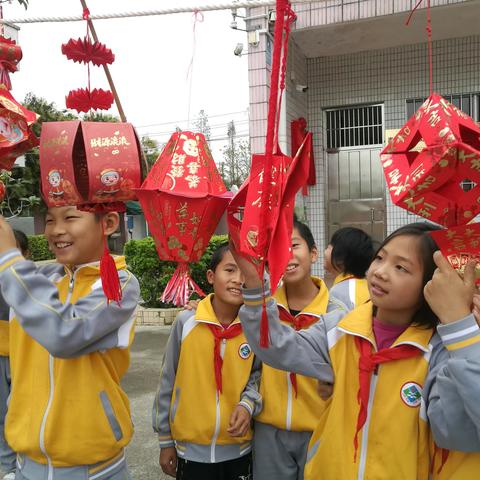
[
  {"x1": 260, "y1": 300, "x2": 269, "y2": 348},
  {"x1": 99, "y1": 229, "x2": 122, "y2": 304}
]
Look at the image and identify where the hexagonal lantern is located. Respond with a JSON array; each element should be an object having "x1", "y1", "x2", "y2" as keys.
[{"x1": 381, "y1": 93, "x2": 480, "y2": 226}]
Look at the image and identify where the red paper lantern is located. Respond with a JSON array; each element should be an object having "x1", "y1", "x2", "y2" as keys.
[
  {"x1": 40, "y1": 121, "x2": 142, "y2": 208},
  {"x1": 228, "y1": 135, "x2": 311, "y2": 293},
  {"x1": 65, "y1": 88, "x2": 114, "y2": 113},
  {"x1": 0, "y1": 36, "x2": 22, "y2": 91},
  {"x1": 62, "y1": 37, "x2": 115, "y2": 66},
  {"x1": 136, "y1": 131, "x2": 231, "y2": 306},
  {"x1": 0, "y1": 85, "x2": 38, "y2": 171},
  {"x1": 381, "y1": 93, "x2": 480, "y2": 226}
]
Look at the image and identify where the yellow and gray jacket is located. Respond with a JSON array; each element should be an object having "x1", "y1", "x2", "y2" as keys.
[
  {"x1": 240, "y1": 285, "x2": 440, "y2": 480},
  {"x1": 330, "y1": 273, "x2": 370, "y2": 309},
  {"x1": 0, "y1": 249, "x2": 140, "y2": 469},
  {"x1": 152, "y1": 294, "x2": 262, "y2": 463},
  {"x1": 255, "y1": 276, "x2": 329, "y2": 431},
  {"x1": 424, "y1": 314, "x2": 480, "y2": 479},
  {"x1": 0, "y1": 293, "x2": 9, "y2": 356}
]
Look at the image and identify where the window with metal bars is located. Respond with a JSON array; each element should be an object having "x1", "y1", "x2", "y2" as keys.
[
  {"x1": 325, "y1": 105, "x2": 383, "y2": 150},
  {"x1": 406, "y1": 93, "x2": 480, "y2": 121}
]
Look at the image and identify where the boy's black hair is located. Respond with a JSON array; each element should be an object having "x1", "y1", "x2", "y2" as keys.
[
  {"x1": 374, "y1": 222, "x2": 441, "y2": 329},
  {"x1": 13, "y1": 229, "x2": 29, "y2": 256},
  {"x1": 330, "y1": 227, "x2": 374, "y2": 278},
  {"x1": 293, "y1": 216, "x2": 316, "y2": 251},
  {"x1": 209, "y1": 243, "x2": 231, "y2": 272}
]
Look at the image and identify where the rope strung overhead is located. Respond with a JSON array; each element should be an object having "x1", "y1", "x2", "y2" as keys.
[{"x1": 0, "y1": 0, "x2": 315, "y2": 24}]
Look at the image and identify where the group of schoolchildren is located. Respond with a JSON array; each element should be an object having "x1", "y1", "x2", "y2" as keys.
[{"x1": 0, "y1": 203, "x2": 477, "y2": 480}]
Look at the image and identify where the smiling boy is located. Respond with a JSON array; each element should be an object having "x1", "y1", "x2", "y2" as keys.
[{"x1": 0, "y1": 206, "x2": 140, "y2": 480}]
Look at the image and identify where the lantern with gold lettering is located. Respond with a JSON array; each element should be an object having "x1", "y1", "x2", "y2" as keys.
[
  {"x1": 381, "y1": 93, "x2": 480, "y2": 227},
  {"x1": 40, "y1": 120, "x2": 142, "y2": 209},
  {"x1": 136, "y1": 131, "x2": 231, "y2": 306}
]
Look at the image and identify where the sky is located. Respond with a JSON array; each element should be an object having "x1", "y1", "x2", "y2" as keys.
[{"x1": 2, "y1": 0, "x2": 251, "y2": 159}]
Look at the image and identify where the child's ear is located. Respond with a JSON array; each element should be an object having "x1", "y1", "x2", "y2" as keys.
[
  {"x1": 206, "y1": 269, "x2": 215, "y2": 285},
  {"x1": 102, "y1": 212, "x2": 120, "y2": 236},
  {"x1": 310, "y1": 246, "x2": 319, "y2": 264}
]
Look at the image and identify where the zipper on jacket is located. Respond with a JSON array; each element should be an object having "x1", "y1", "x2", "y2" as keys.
[
  {"x1": 357, "y1": 367, "x2": 379, "y2": 480},
  {"x1": 210, "y1": 338, "x2": 226, "y2": 462},
  {"x1": 39, "y1": 271, "x2": 75, "y2": 479},
  {"x1": 286, "y1": 372, "x2": 293, "y2": 430}
]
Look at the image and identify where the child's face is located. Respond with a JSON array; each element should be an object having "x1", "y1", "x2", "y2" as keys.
[
  {"x1": 207, "y1": 250, "x2": 244, "y2": 307},
  {"x1": 367, "y1": 235, "x2": 424, "y2": 323},
  {"x1": 44, "y1": 206, "x2": 105, "y2": 266},
  {"x1": 284, "y1": 228, "x2": 318, "y2": 284},
  {"x1": 323, "y1": 244, "x2": 334, "y2": 274}
]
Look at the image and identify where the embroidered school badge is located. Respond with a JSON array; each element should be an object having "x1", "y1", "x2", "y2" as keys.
[
  {"x1": 238, "y1": 343, "x2": 252, "y2": 360},
  {"x1": 400, "y1": 382, "x2": 423, "y2": 407}
]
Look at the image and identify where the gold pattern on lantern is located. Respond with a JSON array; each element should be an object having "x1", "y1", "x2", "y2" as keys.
[
  {"x1": 167, "y1": 236, "x2": 182, "y2": 249},
  {"x1": 247, "y1": 230, "x2": 258, "y2": 248},
  {"x1": 170, "y1": 166, "x2": 185, "y2": 178},
  {"x1": 90, "y1": 135, "x2": 131, "y2": 148},
  {"x1": 176, "y1": 203, "x2": 188, "y2": 219},
  {"x1": 172, "y1": 153, "x2": 186, "y2": 165},
  {"x1": 185, "y1": 175, "x2": 200, "y2": 188},
  {"x1": 43, "y1": 135, "x2": 69, "y2": 149},
  {"x1": 177, "y1": 222, "x2": 187, "y2": 235},
  {"x1": 416, "y1": 175, "x2": 436, "y2": 191},
  {"x1": 187, "y1": 162, "x2": 200, "y2": 174},
  {"x1": 190, "y1": 212, "x2": 200, "y2": 225}
]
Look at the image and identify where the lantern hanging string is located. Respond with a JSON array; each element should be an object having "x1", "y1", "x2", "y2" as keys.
[
  {"x1": 186, "y1": 10, "x2": 204, "y2": 129},
  {"x1": 405, "y1": 0, "x2": 433, "y2": 96}
]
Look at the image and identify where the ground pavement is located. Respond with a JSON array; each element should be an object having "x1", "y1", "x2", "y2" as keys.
[{"x1": 125, "y1": 325, "x2": 171, "y2": 480}]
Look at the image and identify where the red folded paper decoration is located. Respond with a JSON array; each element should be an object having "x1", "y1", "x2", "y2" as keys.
[
  {"x1": 381, "y1": 93, "x2": 480, "y2": 227},
  {"x1": 62, "y1": 37, "x2": 115, "y2": 66},
  {"x1": 0, "y1": 36, "x2": 22, "y2": 91},
  {"x1": 291, "y1": 117, "x2": 315, "y2": 195},
  {"x1": 62, "y1": 15, "x2": 115, "y2": 114},
  {"x1": 66, "y1": 88, "x2": 114, "y2": 113},
  {"x1": 40, "y1": 121, "x2": 142, "y2": 208},
  {"x1": 136, "y1": 131, "x2": 231, "y2": 306},
  {"x1": 226, "y1": 0, "x2": 297, "y2": 346},
  {"x1": 430, "y1": 223, "x2": 480, "y2": 284},
  {"x1": 0, "y1": 85, "x2": 39, "y2": 170}
]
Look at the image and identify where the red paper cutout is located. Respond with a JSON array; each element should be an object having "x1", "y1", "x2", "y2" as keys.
[
  {"x1": 136, "y1": 131, "x2": 231, "y2": 306},
  {"x1": 61, "y1": 37, "x2": 115, "y2": 66},
  {"x1": 381, "y1": 93, "x2": 480, "y2": 227},
  {"x1": 430, "y1": 223, "x2": 480, "y2": 282},
  {"x1": 40, "y1": 121, "x2": 142, "y2": 207},
  {"x1": 66, "y1": 88, "x2": 114, "y2": 113}
]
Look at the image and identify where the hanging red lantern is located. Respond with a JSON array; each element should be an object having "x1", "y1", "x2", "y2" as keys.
[
  {"x1": 0, "y1": 36, "x2": 22, "y2": 91},
  {"x1": 0, "y1": 85, "x2": 38, "y2": 171},
  {"x1": 381, "y1": 93, "x2": 480, "y2": 227},
  {"x1": 136, "y1": 131, "x2": 231, "y2": 306},
  {"x1": 65, "y1": 88, "x2": 114, "y2": 113},
  {"x1": 40, "y1": 120, "x2": 142, "y2": 209},
  {"x1": 61, "y1": 37, "x2": 114, "y2": 66}
]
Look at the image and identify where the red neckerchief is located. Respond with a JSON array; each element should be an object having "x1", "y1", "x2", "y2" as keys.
[
  {"x1": 353, "y1": 335, "x2": 423, "y2": 462},
  {"x1": 431, "y1": 444, "x2": 449, "y2": 475},
  {"x1": 207, "y1": 323, "x2": 243, "y2": 394},
  {"x1": 279, "y1": 307, "x2": 319, "y2": 397}
]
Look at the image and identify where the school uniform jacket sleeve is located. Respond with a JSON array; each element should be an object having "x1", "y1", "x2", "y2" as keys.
[
  {"x1": 425, "y1": 314, "x2": 480, "y2": 451},
  {"x1": 152, "y1": 309, "x2": 190, "y2": 448},
  {"x1": 238, "y1": 354, "x2": 262, "y2": 417},
  {"x1": 0, "y1": 248, "x2": 140, "y2": 359},
  {"x1": 239, "y1": 283, "x2": 346, "y2": 382}
]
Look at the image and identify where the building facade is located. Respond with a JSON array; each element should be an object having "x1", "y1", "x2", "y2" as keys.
[{"x1": 246, "y1": 0, "x2": 480, "y2": 274}]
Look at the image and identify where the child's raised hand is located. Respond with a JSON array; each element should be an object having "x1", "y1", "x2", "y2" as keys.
[
  {"x1": 227, "y1": 404, "x2": 251, "y2": 437},
  {"x1": 424, "y1": 251, "x2": 476, "y2": 325},
  {"x1": 228, "y1": 240, "x2": 262, "y2": 289},
  {"x1": 0, "y1": 216, "x2": 18, "y2": 255},
  {"x1": 159, "y1": 446, "x2": 177, "y2": 477},
  {"x1": 183, "y1": 299, "x2": 200, "y2": 311},
  {"x1": 318, "y1": 381, "x2": 334, "y2": 401}
]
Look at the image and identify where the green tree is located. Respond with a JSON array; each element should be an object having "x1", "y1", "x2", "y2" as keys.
[
  {"x1": 193, "y1": 109, "x2": 211, "y2": 141},
  {"x1": 141, "y1": 136, "x2": 161, "y2": 170},
  {"x1": 220, "y1": 120, "x2": 250, "y2": 189}
]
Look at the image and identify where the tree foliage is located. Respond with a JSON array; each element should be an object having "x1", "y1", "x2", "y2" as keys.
[
  {"x1": 193, "y1": 109, "x2": 211, "y2": 141},
  {"x1": 220, "y1": 120, "x2": 250, "y2": 189}
]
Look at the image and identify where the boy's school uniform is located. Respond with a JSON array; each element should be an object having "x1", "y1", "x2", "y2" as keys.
[
  {"x1": 152, "y1": 294, "x2": 262, "y2": 464},
  {"x1": 240, "y1": 287, "x2": 439, "y2": 480},
  {"x1": 0, "y1": 249, "x2": 140, "y2": 479},
  {"x1": 252, "y1": 277, "x2": 328, "y2": 480},
  {"x1": 330, "y1": 273, "x2": 370, "y2": 309},
  {"x1": 0, "y1": 296, "x2": 15, "y2": 475},
  {"x1": 425, "y1": 314, "x2": 480, "y2": 479}
]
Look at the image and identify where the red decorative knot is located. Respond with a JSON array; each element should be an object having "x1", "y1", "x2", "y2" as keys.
[
  {"x1": 65, "y1": 88, "x2": 114, "y2": 113},
  {"x1": 61, "y1": 37, "x2": 115, "y2": 66}
]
